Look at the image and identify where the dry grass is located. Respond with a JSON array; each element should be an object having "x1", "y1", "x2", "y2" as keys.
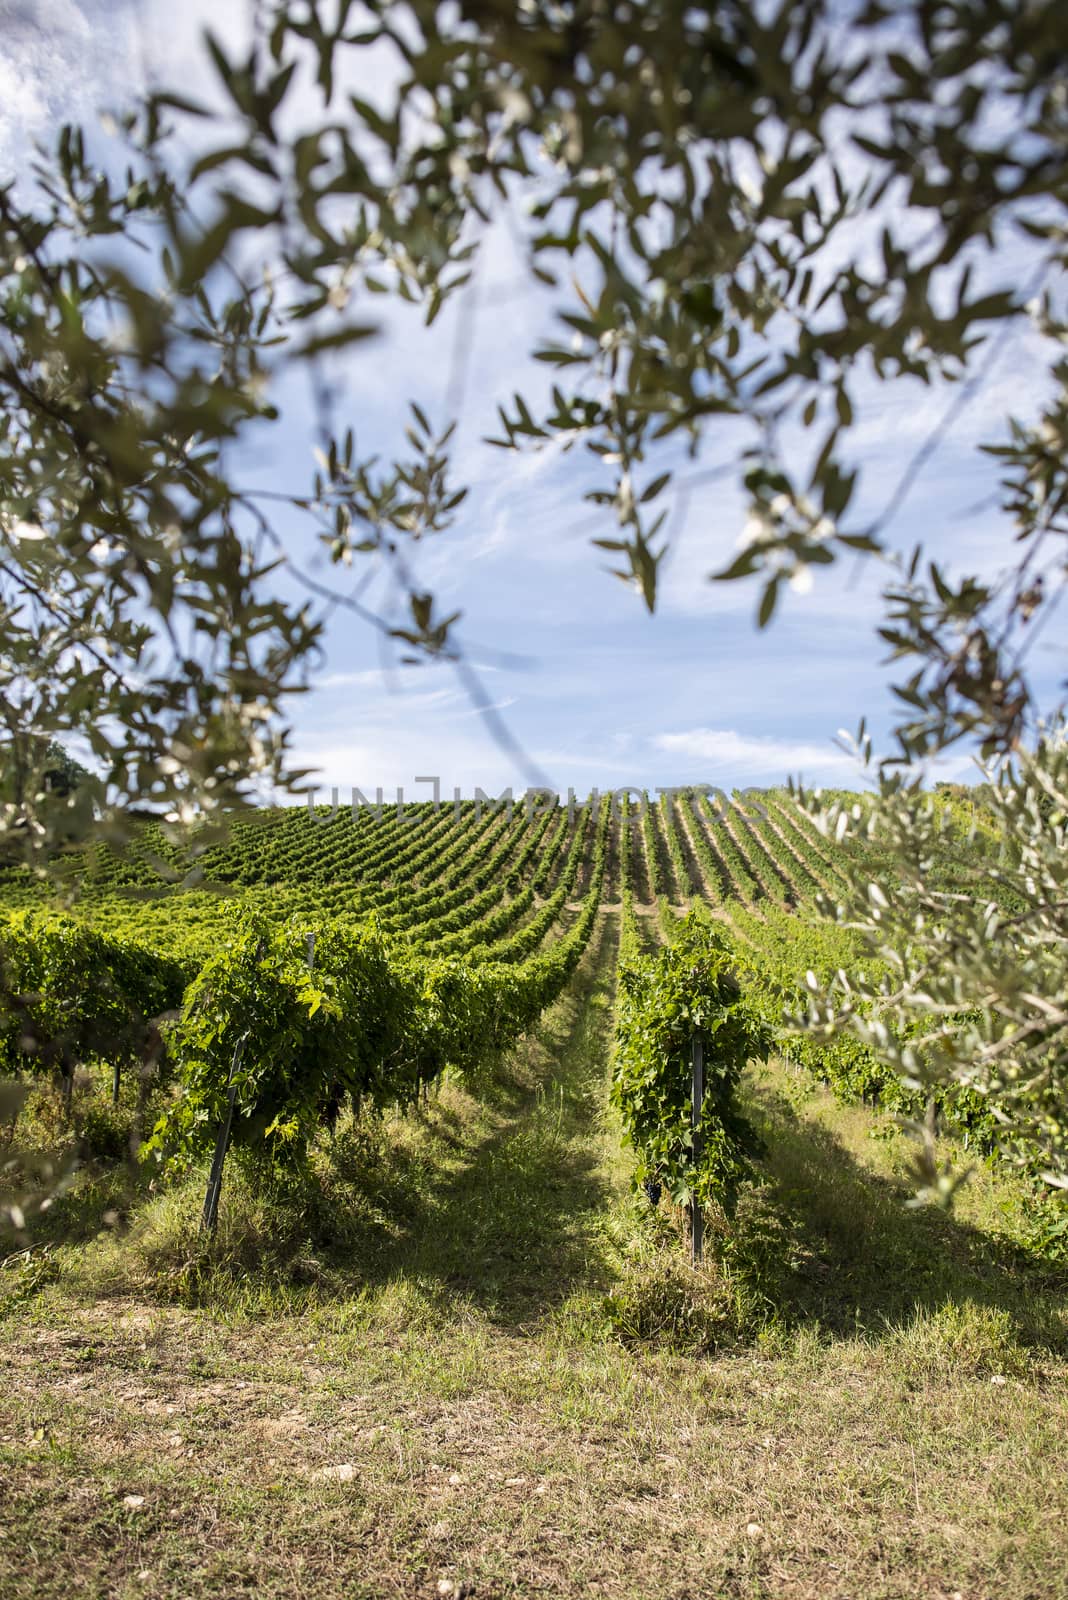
[
  {"x1": 3, "y1": 1292, "x2": 1066, "y2": 1600},
  {"x1": 2, "y1": 920, "x2": 1067, "y2": 1600}
]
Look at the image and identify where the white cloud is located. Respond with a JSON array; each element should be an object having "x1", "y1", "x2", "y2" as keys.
[
  {"x1": 530, "y1": 748, "x2": 637, "y2": 777},
  {"x1": 654, "y1": 728, "x2": 984, "y2": 788},
  {"x1": 313, "y1": 668, "x2": 392, "y2": 691},
  {"x1": 654, "y1": 727, "x2": 861, "y2": 782},
  {"x1": 0, "y1": 0, "x2": 100, "y2": 172},
  {"x1": 303, "y1": 681, "x2": 461, "y2": 720},
  {"x1": 312, "y1": 666, "x2": 455, "y2": 693},
  {"x1": 280, "y1": 722, "x2": 530, "y2": 799}
]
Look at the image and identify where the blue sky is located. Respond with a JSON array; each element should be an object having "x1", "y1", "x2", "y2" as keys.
[{"x1": 2, "y1": 0, "x2": 1061, "y2": 800}]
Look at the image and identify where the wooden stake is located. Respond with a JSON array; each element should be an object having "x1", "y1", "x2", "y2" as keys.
[
  {"x1": 691, "y1": 1032, "x2": 704, "y2": 1266},
  {"x1": 201, "y1": 1034, "x2": 248, "y2": 1235}
]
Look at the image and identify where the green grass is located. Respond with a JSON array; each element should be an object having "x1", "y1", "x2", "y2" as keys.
[{"x1": 2, "y1": 915, "x2": 1067, "y2": 1599}]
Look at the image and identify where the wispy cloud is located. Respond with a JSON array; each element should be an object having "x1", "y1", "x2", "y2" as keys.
[
  {"x1": 654, "y1": 728, "x2": 982, "y2": 788},
  {"x1": 452, "y1": 696, "x2": 518, "y2": 720},
  {"x1": 314, "y1": 668, "x2": 399, "y2": 692},
  {"x1": 654, "y1": 727, "x2": 860, "y2": 782},
  {"x1": 0, "y1": 0, "x2": 107, "y2": 174}
]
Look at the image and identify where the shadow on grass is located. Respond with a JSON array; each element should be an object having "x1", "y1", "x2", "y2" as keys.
[
  {"x1": 48, "y1": 915, "x2": 621, "y2": 1329},
  {"x1": 718, "y1": 1076, "x2": 1068, "y2": 1353},
  {"x1": 1, "y1": 1074, "x2": 164, "y2": 1255},
  {"x1": 18, "y1": 915, "x2": 1067, "y2": 1358},
  {"x1": 311, "y1": 917, "x2": 620, "y2": 1323},
  {"x1": 355, "y1": 1076, "x2": 610, "y2": 1322}
]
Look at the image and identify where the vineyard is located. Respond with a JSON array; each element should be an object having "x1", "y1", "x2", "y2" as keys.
[
  {"x1": 0, "y1": 785, "x2": 1055, "y2": 1227},
  {"x1": 2, "y1": 786, "x2": 1067, "y2": 1600}
]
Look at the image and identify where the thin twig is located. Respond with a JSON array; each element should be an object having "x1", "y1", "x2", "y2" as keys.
[{"x1": 862, "y1": 261, "x2": 1050, "y2": 543}]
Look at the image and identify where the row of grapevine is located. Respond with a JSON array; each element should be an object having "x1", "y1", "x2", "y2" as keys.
[
  {"x1": 675, "y1": 795, "x2": 732, "y2": 904},
  {"x1": 766, "y1": 795, "x2": 853, "y2": 892},
  {"x1": 148, "y1": 808, "x2": 611, "y2": 1176},
  {"x1": 659, "y1": 796, "x2": 700, "y2": 899},
  {"x1": 723, "y1": 805, "x2": 793, "y2": 906},
  {"x1": 751, "y1": 804, "x2": 836, "y2": 901},
  {"x1": 466, "y1": 801, "x2": 606, "y2": 961},
  {"x1": 532, "y1": 808, "x2": 574, "y2": 894},
  {"x1": 370, "y1": 810, "x2": 533, "y2": 930},
  {"x1": 612, "y1": 914, "x2": 772, "y2": 1214},
  {"x1": 0, "y1": 911, "x2": 190, "y2": 1105},
  {"x1": 722, "y1": 904, "x2": 1006, "y2": 1161},
  {"x1": 692, "y1": 796, "x2": 761, "y2": 906},
  {"x1": 350, "y1": 806, "x2": 520, "y2": 922},
  {"x1": 420, "y1": 884, "x2": 536, "y2": 955},
  {"x1": 634, "y1": 795, "x2": 685, "y2": 942},
  {"x1": 617, "y1": 800, "x2": 645, "y2": 961},
  {"x1": 617, "y1": 798, "x2": 652, "y2": 963},
  {"x1": 640, "y1": 792, "x2": 671, "y2": 902}
]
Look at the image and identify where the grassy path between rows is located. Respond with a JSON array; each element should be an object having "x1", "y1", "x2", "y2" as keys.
[{"x1": 2, "y1": 913, "x2": 1068, "y2": 1600}]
